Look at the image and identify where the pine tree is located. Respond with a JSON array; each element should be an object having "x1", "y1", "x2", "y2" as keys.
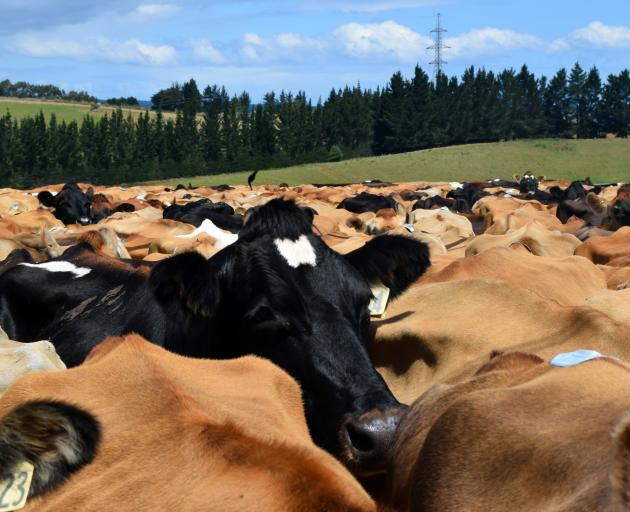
[
  {"x1": 602, "y1": 69, "x2": 630, "y2": 137},
  {"x1": 568, "y1": 62, "x2": 587, "y2": 138},
  {"x1": 583, "y1": 67, "x2": 602, "y2": 138},
  {"x1": 544, "y1": 68, "x2": 571, "y2": 137}
]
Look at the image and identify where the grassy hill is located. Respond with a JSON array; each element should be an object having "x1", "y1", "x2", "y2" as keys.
[
  {"x1": 0, "y1": 97, "x2": 176, "y2": 123},
  {"x1": 153, "y1": 138, "x2": 630, "y2": 187}
]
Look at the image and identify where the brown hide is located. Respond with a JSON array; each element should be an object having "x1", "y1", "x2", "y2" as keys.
[
  {"x1": 422, "y1": 247, "x2": 607, "y2": 306},
  {"x1": 575, "y1": 227, "x2": 630, "y2": 265},
  {"x1": 371, "y1": 278, "x2": 630, "y2": 404},
  {"x1": 0, "y1": 335, "x2": 375, "y2": 512},
  {"x1": 392, "y1": 353, "x2": 630, "y2": 511}
]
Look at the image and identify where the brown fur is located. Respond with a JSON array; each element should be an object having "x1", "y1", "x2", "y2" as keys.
[
  {"x1": 0, "y1": 335, "x2": 375, "y2": 512},
  {"x1": 392, "y1": 353, "x2": 630, "y2": 511},
  {"x1": 576, "y1": 227, "x2": 630, "y2": 265}
]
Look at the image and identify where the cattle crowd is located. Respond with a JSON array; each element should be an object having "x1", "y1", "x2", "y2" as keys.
[{"x1": 0, "y1": 173, "x2": 629, "y2": 511}]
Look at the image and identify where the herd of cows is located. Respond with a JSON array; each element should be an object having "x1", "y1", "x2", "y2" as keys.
[{"x1": 0, "y1": 173, "x2": 629, "y2": 511}]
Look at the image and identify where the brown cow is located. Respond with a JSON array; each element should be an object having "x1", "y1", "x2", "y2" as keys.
[
  {"x1": 371, "y1": 277, "x2": 630, "y2": 404},
  {"x1": 422, "y1": 246, "x2": 607, "y2": 306},
  {"x1": 391, "y1": 351, "x2": 630, "y2": 511},
  {"x1": 0, "y1": 335, "x2": 374, "y2": 512},
  {"x1": 576, "y1": 226, "x2": 630, "y2": 266}
]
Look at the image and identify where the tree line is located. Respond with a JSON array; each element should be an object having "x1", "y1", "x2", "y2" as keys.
[
  {"x1": 0, "y1": 79, "x2": 98, "y2": 104},
  {"x1": 0, "y1": 63, "x2": 629, "y2": 187}
]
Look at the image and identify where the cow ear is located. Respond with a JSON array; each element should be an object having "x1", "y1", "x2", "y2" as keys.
[
  {"x1": 85, "y1": 187, "x2": 94, "y2": 200},
  {"x1": 0, "y1": 400, "x2": 100, "y2": 498},
  {"x1": 611, "y1": 413, "x2": 630, "y2": 509},
  {"x1": 513, "y1": 174, "x2": 522, "y2": 183},
  {"x1": 37, "y1": 191, "x2": 56, "y2": 207},
  {"x1": 149, "y1": 251, "x2": 220, "y2": 318},
  {"x1": 345, "y1": 235, "x2": 430, "y2": 299}
]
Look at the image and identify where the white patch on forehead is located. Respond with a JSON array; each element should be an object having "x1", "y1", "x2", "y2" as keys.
[
  {"x1": 274, "y1": 235, "x2": 317, "y2": 268},
  {"x1": 449, "y1": 182, "x2": 463, "y2": 189},
  {"x1": 20, "y1": 261, "x2": 92, "y2": 278}
]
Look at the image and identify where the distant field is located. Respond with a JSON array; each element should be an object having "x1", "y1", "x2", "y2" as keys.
[
  {"x1": 155, "y1": 138, "x2": 630, "y2": 187},
  {"x1": 0, "y1": 97, "x2": 178, "y2": 123}
]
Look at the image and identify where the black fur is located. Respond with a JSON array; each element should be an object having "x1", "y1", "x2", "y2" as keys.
[
  {"x1": 345, "y1": 235, "x2": 431, "y2": 299},
  {"x1": 0, "y1": 400, "x2": 100, "y2": 498},
  {"x1": 240, "y1": 198, "x2": 314, "y2": 242},
  {"x1": 337, "y1": 192, "x2": 398, "y2": 214},
  {"x1": 163, "y1": 198, "x2": 242, "y2": 233},
  {"x1": 37, "y1": 183, "x2": 95, "y2": 225}
]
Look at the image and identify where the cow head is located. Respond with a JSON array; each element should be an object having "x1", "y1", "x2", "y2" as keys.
[
  {"x1": 149, "y1": 199, "x2": 431, "y2": 476},
  {"x1": 38, "y1": 183, "x2": 94, "y2": 225},
  {"x1": 514, "y1": 173, "x2": 540, "y2": 194}
]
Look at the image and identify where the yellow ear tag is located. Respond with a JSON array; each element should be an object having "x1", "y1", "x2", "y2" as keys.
[
  {"x1": 369, "y1": 283, "x2": 390, "y2": 317},
  {"x1": 0, "y1": 462, "x2": 34, "y2": 511}
]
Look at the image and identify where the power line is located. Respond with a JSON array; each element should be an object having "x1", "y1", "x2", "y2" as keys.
[{"x1": 427, "y1": 13, "x2": 450, "y2": 79}]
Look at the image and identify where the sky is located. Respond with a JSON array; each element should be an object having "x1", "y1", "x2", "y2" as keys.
[{"x1": 1, "y1": 0, "x2": 629, "y2": 102}]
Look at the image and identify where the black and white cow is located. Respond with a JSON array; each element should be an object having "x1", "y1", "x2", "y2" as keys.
[
  {"x1": 0, "y1": 198, "x2": 430, "y2": 476},
  {"x1": 162, "y1": 198, "x2": 243, "y2": 233},
  {"x1": 337, "y1": 192, "x2": 399, "y2": 214}
]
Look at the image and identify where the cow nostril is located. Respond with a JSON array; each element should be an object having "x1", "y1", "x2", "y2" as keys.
[
  {"x1": 345, "y1": 422, "x2": 375, "y2": 453},
  {"x1": 340, "y1": 407, "x2": 406, "y2": 476}
]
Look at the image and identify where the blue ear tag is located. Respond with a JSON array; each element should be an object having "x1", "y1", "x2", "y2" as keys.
[{"x1": 550, "y1": 349, "x2": 610, "y2": 368}]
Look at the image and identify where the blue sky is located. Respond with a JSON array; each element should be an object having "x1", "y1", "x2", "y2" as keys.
[{"x1": 1, "y1": 0, "x2": 629, "y2": 101}]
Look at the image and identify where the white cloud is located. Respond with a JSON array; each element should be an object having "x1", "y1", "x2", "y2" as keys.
[
  {"x1": 191, "y1": 38, "x2": 226, "y2": 64},
  {"x1": 553, "y1": 21, "x2": 630, "y2": 51},
  {"x1": 135, "y1": 4, "x2": 179, "y2": 17},
  {"x1": 120, "y1": 3, "x2": 180, "y2": 23},
  {"x1": 334, "y1": 20, "x2": 431, "y2": 62},
  {"x1": 8, "y1": 33, "x2": 177, "y2": 66},
  {"x1": 445, "y1": 28, "x2": 543, "y2": 60},
  {"x1": 241, "y1": 31, "x2": 327, "y2": 62}
]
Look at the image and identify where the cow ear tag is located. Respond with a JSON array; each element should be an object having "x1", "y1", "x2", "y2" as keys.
[
  {"x1": 0, "y1": 461, "x2": 34, "y2": 511},
  {"x1": 369, "y1": 283, "x2": 390, "y2": 317}
]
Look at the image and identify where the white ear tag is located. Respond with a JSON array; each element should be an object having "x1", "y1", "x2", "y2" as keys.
[
  {"x1": 369, "y1": 283, "x2": 390, "y2": 317},
  {"x1": 0, "y1": 461, "x2": 34, "y2": 511},
  {"x1": 403, "y1": 223, "x2": 415, "y2": 233}
]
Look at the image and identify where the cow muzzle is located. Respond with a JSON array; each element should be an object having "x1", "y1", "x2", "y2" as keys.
[{"x1": 339, "y1": 406, "x2": 406, "y2": 476}]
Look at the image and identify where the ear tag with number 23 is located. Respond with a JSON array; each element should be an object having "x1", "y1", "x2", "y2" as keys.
[
  {"x1": 0, "y1": 462, "x2": 34, "y2": 511},
  {"x1": 369, "y1": 283, "x2": 390, "y2": 317}
]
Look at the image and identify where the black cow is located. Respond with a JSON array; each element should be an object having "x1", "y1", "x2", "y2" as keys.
[
  {"x1": 548, "y1": 179, "x2": 595, "y2": 203},
  {"x1": 163, "y1": 198, "x2": 243, "y2": 233},
  {"x1": 337, "y1": 192, "x2": 398, "y2": 214},
  {"x1": 446, "y1": 183, "x2": 488, "y2": 211},
  {"x1": 0, "y1": 199, "x2": 430, "y2": 476},
  {"x1": 412, "y1": 196, "x2": 469, "y2": 213},
  {"x1": 38, "y1": 182, "x2": 94, "y2": 225}
]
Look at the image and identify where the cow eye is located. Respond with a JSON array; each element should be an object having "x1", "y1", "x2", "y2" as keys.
[{"x1": 249, "y1": 305, "x2": 276, "y2": 324}]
